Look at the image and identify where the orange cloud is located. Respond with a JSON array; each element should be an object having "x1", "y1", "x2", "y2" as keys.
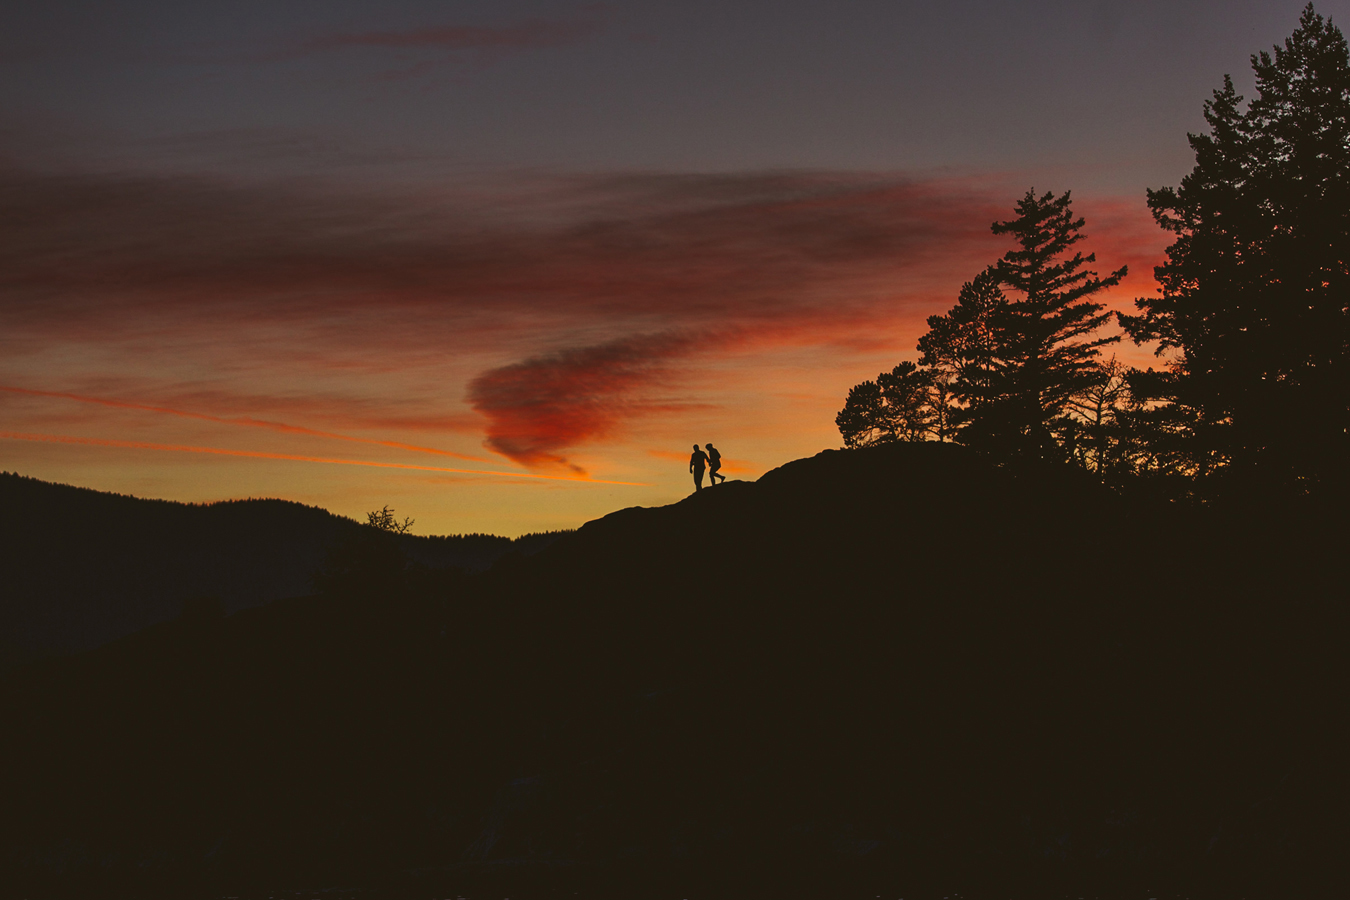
[
  {"x1": 0, "y1": 431, "x2": 646, "y2": 486},
  {"x1": 0, "y1": 384, "x2": 490, "y2": 462}
]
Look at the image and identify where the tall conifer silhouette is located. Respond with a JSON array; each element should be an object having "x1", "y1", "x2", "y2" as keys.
[
  {"x1": 838, "y1": 195, "x2": 1125, "y2": 458},
  {"x1": 1121, "y1": 3, "x2": 1350, "y2": 493},
  {"x1": 983, "y1": 190, "x2": 1126, "y2": 455},
  {"x1": 917, "y1": 266, "x2": 1007, "y2": 442}
]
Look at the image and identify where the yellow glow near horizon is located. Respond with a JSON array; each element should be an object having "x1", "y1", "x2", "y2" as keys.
[{"x1": 0, "y1": 432, "x2": 650, "y2": 487}]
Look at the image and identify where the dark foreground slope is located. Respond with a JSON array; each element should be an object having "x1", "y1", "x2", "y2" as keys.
[
  {"x1": 0, "y1": 472, "x2": 562, "y2": 660},
  {"x1": 0, "y1": 444, "x2": 1344, "y2": 899}
]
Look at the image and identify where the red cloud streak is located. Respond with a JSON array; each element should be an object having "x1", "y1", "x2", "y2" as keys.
[
  {"x1": 0, "y1": 385, "x2": 490, "y2": 462},
  {"x1": 1, "y1": 168, "x2": 1166, "y2": 471}
]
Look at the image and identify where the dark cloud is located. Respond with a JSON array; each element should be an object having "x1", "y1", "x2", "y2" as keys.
[
  {"x1": 302, "y1": 17, "x2": 603, "y2": 54},
  {"x1": 138, "y1": 10, "x2": 611, "y2": 74},
  {"x1": 262, "y1": 9, "x2": 610, "y2": 79},
  {"x1": 0, "y1": 167, "x2": 1007, "y2": 332}
]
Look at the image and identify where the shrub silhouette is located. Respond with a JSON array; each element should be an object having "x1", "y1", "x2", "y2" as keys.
[{"x1": 367, "y1": 504, "x2": 415, "y2": 534}]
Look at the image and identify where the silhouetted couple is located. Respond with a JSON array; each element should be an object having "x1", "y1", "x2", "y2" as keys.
[{"x1": 690, "y1": 443, "x2": 725, "y2": 491}]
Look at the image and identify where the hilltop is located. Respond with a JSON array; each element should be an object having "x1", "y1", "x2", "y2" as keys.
[
  {"x1": 0, "y1": 471, "x2": 563, "y2": 661},
  {"x1": 0, "y1": 443, "x2": 1343, "y2": 898}
]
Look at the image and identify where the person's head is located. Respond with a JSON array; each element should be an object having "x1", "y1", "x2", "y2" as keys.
[
  {"x1": 705, "y1": 443, "x2": 714, "y2": 450},
  {"x1": 692, "y1": 444, "x2": 699, "y2": 451}
]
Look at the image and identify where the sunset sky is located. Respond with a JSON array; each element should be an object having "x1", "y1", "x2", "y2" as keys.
[{"x1": 2, "y1": 1, "x2": 1338, "y2": 535}]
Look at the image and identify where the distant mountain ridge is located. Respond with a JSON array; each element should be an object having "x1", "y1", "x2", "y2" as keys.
[{"x1": 0, "y1": 471, "x2": 564, "y2": 660}]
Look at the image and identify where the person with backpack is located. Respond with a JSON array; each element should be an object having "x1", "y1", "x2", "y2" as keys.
[{"x1": 705, "y1": 443, "x2": 725, "y2": 485}]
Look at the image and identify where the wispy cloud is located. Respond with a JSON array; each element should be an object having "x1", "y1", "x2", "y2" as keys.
[
  {"x1": 0, "y1": 431, "x2": 645, "y2": 486},
  {"x1": 301, "y1": 17, "x2": 603, "y2": 55},
  {"x1": 0, "y1": 385, "x2": 490, "y2": 462},
  {"x1": 149, "y1": 10, "x2": 610, "y2": 75},
  {"x1": 1, "y1": 166, "x2": 1163, "y2": 473},
  {"x1": 253, "y1": 9, "x2": 610, "y2": 79},
  {"x1": 0, "y1": 168, "x2": 1009, "y2": 331}
]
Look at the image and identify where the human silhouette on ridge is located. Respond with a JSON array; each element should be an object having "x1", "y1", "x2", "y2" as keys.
[
  {"x1": 689, "y1": 444, "x2": 708, "y2": 491},
  {"x1": 706, "y1": 443, "x2": 725, "y2": 484}
]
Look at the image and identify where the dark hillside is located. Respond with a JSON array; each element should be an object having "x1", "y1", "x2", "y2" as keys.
[
  {"x1": 0, "y1": 443, "x2": 1343, "y2": 898},
  {"x1": 0, "y1": 472, "x2": 563, "y2": 659}
]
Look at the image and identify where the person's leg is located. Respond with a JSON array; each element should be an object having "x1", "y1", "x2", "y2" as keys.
[{"x1": 694, "y1": 468, "x2": 704, "y2": 490}]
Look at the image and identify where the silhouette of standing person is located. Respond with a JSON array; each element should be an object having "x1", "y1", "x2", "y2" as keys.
[
  {"x1": 706, "y1": 443, "x2": 726, "y2": 484},
  {"x1": 689, "y1": 443, "x2": 708, "y2": 491}
]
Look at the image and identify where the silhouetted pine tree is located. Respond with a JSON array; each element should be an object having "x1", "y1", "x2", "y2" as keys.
[
  {"x1": 877, "y1": 361, "x2": 935, "y2": 441},
  {"x1": 917, "y1": 266, "x2": 1007, "y2": 442},
  {"x1": 927, "y1": 369, "x2": 959, "y2": 442},
  {"x1": 835, "y1": 362, "x2": 937, "y2": 447},
  {"x1": 1064, "y1": 356, "x2": 1131, "y2": 477},
  {"x1": 985, "y1": 189, "x2": 1126, "y2": 457},
  {"x1": 840, "y1": 196, "x2": 1124, "y2": 459},
  {"x1": 1120, "y1": 3, "x2": 1350, "y2": 494},
  {"x1": 836, "y1": 379, "x2": 888, "y2": 448}
]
